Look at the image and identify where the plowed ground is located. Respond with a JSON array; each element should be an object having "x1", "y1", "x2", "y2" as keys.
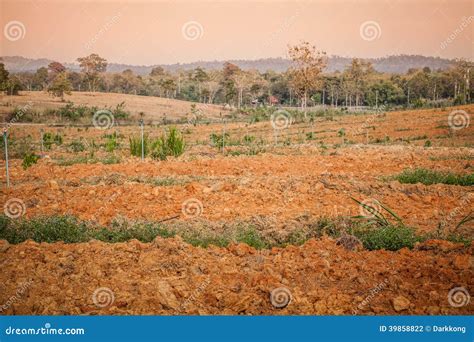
[{"x1": 0, "y1": 104, "x2": 473, "y2": 315}]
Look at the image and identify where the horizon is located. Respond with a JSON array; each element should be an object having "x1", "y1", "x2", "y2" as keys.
[
  {"x1": 1, "y1": 0, "x2": 472, "y2": 66},
  {"x1": 1, "y1": 53, "x2": 466, "y2": 69}
]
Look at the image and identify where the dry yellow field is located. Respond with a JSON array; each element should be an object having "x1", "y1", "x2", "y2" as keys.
[{"x1": 0, "y1": 91, "x2": 230, "y2": 122}]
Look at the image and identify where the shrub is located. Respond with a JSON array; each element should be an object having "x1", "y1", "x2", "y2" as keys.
[
  {"x1": 105, "y1": 132, "x2": 119, "y2": 152},
  {"x1": 350, "y1": 198, "x2": 421, "y2": 250},
  {"x1": 42, "y1": 132, "x2": 54, "y2": 150},
  {"x1": 110, "y1": 101, "x2": 130, "y2": 120},
  {"x1": 22, "y1": 152, "x2": 40, "y2": 169},
  {"x1": 243, "y1": 135, "x2": 255, "y2": 144},
  {"x1": 129, "y1": 135, "x2": 150, "y2": 157},
  {"x1": 68, "y1": 140, "x2": 85, "y2": 153},
  {"x1": 210, "y1": 132, "x2": 229, "y2": 148},
  {"x1": 54, "y1": 133, "x2": 63, "y2": 145},
  {"x1": 150, "y1": 127, "x2": 186, "y2": 160}
]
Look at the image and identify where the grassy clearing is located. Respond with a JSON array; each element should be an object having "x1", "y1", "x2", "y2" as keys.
[
  {"x1": 394, "y1": 168, "x2": 474, "y2": 186},
  {"x1": 1, "y1": 213, "x2": 470, "y2": 251}
]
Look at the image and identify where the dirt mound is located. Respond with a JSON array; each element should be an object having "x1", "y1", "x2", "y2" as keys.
[{"x1": 0, "y1": 238, "x2": 472, "y2": 315}]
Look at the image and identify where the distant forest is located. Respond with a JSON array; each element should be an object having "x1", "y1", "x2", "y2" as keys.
[{"x1": 0, "y1": 52, "x2": 472, "y2": 109}]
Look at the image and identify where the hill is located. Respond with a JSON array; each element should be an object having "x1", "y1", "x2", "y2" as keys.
[{"x1": 1, "y1": 55, "x2": 456, "y2": 75}]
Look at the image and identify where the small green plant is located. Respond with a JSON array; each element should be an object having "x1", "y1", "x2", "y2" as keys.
[
  {"x1": 337, "y1": 128, "x2": 346, "y2": 137},
  {"x1": 42, "y1": 132, "x2": 54, "y2": 150},
  {"x1": 150, "y1": 127, "x2": 186, "y2": 161},
  {"x1": 350, "y1": 198, "x2": 421, "y2": 250},
  {"x1": 394, "y1": 168, "x2": 474, "y2": 186},
  {"x1": 351, "y1": 197, "x2": 404, "y2": 228},
  {"x1": 53, "y1": 133, "x2": 63, "y2": 145},
  {"x1": 129, "y1": 135, "x2": 150, "y2": 157},
  {"x1": 68, "y1": 140, "x2": 85, "y2": 153},
  {"x1": 22, "y1": 152, "x2": 40, "y2": 169},
  {"x1": 105, "y1": 132, "x2": 119, "y2": 152},
  {"x1": 236, "y1": 228, "x2": 267, "y2": 249},
  {"x1": 355, "y1": 225, "x2": 421, "y2": 251},
  {"x1": 424, "y1": 140, "x2": 432, "y2": 147},
  {"x1": 243, "y1": 135, "x2": 255, "y2": 144},
  {"x1": 210, "y1": 132, "x2": 229, "y2": 148}
]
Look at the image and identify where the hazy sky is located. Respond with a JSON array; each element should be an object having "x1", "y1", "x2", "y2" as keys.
[{"x1": 1, "y1": 0, "x2": 473, "y2": 65}]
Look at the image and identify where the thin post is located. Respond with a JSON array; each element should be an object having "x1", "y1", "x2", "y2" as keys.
[
  {"x1": 222, "y1": 119, "x2": 226, "y2": 154},
  {"x1": 3, "y1": 130, "x2": 10, "y2": 188},
  {"x1": 140, "y1": 119, "x2": 144, "y2": 161},
  {"x1": 40, "y1": 129, "x2": 44, "y2": 158}
]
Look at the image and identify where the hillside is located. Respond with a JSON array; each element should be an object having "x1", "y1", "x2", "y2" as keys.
[
  {"x1": 0, "y1": 91, "x2": 228, "y2": 122},
  {"x1": 1, "y1": 55, "x2": 456, "y2": 75}
]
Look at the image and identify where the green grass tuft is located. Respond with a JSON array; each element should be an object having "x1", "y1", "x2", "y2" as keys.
[{"x1": 394, "y1": 168, "x2": 474, "y2": 186}]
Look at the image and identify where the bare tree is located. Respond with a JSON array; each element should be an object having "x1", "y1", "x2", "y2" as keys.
[
  {"x1": 77, "y1": 54, "x2": 107, "y2": 92},
  {"x1": 288, "y1": 42, "x2": 327, "y2": 115}
]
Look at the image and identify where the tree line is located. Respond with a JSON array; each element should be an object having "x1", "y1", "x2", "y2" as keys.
[{"x1": 0, "y1": 42, "x2": 472, "y2": 109}]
